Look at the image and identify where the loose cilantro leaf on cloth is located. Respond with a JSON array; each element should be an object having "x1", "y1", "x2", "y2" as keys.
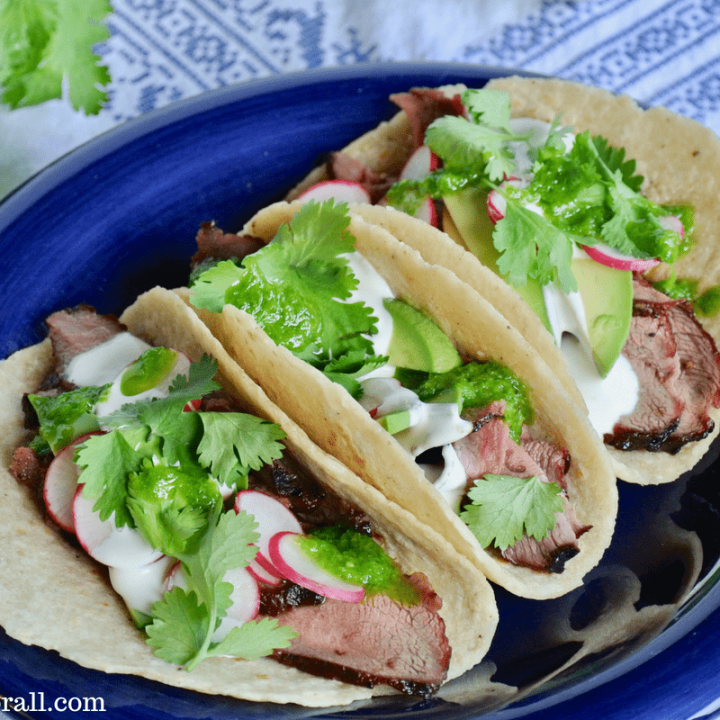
[
  {"x1": 0, "y1": 0, "x2": 112, "y2": 114},
  {"x1": 145, "y1": 509, "x2": 297, "y2": 670},
  {"x1": 460, "y1": 474, "x2": 564, "y2": 551},
  {"x1": 196, "y1": 412, "x2": 286, "y2": 490},
  {"x1": 28, "y1": 383, "x2": 110, "y2": 453}
]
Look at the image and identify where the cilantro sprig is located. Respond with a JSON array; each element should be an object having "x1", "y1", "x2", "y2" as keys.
[
  {"x1": 460, "y1": 474, "x2": 564, "y2": 551},
  {"x1": 0, "y1": 0, "x2": 112, "y2": 114},
  {"x1": 74, "y1": 355, "x2": 286, "y2": 528},
  {"x1": 189, "y1": 201, "x2": 386, "y2": 397},
  {"x1": 145, "y1": 508, "x2": 297, "y2": 669}
]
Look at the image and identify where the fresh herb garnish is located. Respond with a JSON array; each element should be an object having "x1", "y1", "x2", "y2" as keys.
[
  {"x1": 75, "y1": 355, "x2": 286, "y2": 528},
  {"x1": 145, "y1": 508, "x2": 297, "y2": 670},
  {"x1": 0, "y1": 0, "x2": 112, "y2": 114},
  {"x1": 460, "y1": 474, "x2": 563, "y2": 551},
  {"x1": 189, "y1": 201, "x2": 386, "y2": 396},
  {"x1": 28, "y1": 384, "x2": 110, "y2": 453}
]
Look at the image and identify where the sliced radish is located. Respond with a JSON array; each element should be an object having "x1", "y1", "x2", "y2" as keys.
[
  {"x1": 247, "y1": 558, "x2": 283, "y2": 586},
  {"x1": 581, "y1": 242, "x2": 660, "y2": 272},
  {"x1": 399, "y1": 145, "x2": 439, "y2": 181},
  {"x1": 211, "y1": 566, "x2": 261, "y2": 642},
  {"x1": 165, "y1": 560, "x2": 261, "y2": 641},
  {"x1": 268, "y1": 531, "x2": 365, "y2": 603},
  {"x1": 659, "y1": 214, "x2": 685, "y2": 238},
  {"x1": 296, "y1": 180, "x2": 371, "y2": 205},
  {"x1": 73, "y1": 485, "x2": 163, "y2": 569},
  {"x1": 487, "y1": 189, "x2": 506, "y2": 225},
  {"x1": 44, "y1": 432, "x2": 101, "y2": 533},
  {"x1": 414, "y1": 197, "x2": 438, "y2": 227},
  {"x1": 234, "y1": 490, "x2": 302, "y2": 576},
  {"x1": 183, "y1": 398, "x2": 202, "y2": 412}
]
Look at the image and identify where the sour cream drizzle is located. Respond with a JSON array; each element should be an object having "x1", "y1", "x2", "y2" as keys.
[
  {"x1": 343, "y1": 253, "x2": 474, "y2": 494},
  {"x1": 507, "y1": 117, "x2": 640, "y2": 435},
  {"x1": 66, "y1": 335, "x2": 197, "y2": 615}
]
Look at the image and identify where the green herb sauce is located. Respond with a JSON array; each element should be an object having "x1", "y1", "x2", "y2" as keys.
[
  {"x1": 297, "y1": 526, "x2": 421, "y2": 605},
  {"x1": 121, "y1": 347, "x2": 178, "y2": 396},
  {"x1": 412, "y1": 361, "x2": 533, "y2": 442}
]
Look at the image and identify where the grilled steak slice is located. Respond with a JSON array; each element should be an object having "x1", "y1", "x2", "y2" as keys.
[
  {"x1": 272, "y1": 573, "x2": 450, "y2": 695},
  {"x1": 46, "y1": 305, "x2": 125, "y2": 381},
  {"x1": 454, "y1": 414, "x2": 587, "y2": 572},
  {"x1": 191, "y1": 222, "x2": 265, "y2": 267},
  {"x1": 606, "y1": 276, "x2": 720, "y2": 454},
  {"x1": 390, "y1": 87, "x2": 466, "y2": 149},
  {"x1": 326, "y1": 152, "x2": 397, "y2": 204}
]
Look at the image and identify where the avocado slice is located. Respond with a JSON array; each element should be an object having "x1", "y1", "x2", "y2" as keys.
[
  {"x1": 377, "y1": 409, "x2": 413, "y2": 435},
  {"x1": 384, "y1": 298, "x2": 462, "y2": 373},
  {"x1": 443, "y1": 189, "x2": 552, "y2": 332},
  {"x1": 572, "y1": 257, "x2": 633, "y2": 377}
]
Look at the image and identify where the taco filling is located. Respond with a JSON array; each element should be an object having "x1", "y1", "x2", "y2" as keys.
[
  {"x1": 188, "y1": 202, "x2": 589, "y2": 574},
  {"x1": 9, "y1": 304, "x2": 452, "y2": 695},
  {"x1": 307, "y1": 86, "x2": 720, "y2": 462}
]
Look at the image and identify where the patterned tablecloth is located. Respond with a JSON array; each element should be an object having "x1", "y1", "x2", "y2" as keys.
[{"x1": 1, "y1": 0, "x2": 720, "y2": 199}]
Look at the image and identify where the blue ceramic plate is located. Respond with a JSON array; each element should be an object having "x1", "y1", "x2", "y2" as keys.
[{"x1": 2, "y1": 63, "x2": 720, "y2": 720}]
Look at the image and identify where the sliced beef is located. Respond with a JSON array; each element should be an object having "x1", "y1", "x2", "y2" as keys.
[
  {"x1": 453, "y1": 415, "x2": 587, "y2": 572},
  {"x1": 10, "y1": 446, "x2": 49, "y2": 490},
  {"x1": 326, "y1": 152, "x2": 397, "y2": 204},
  {"x1": 46, "y1": 305, "x2": 125, "y2": 381},
  {"x1": 271, "y1": 572, "x2": 450, "y2": 695},
  {"x1": 191, "y1": 222, "x2": 265, "y2": 268},
  {"x1": 390, "y1": 87, "x2": 467, "y2": 149},
  {"x1": 605, "y1": 275, "x2": 720, "y2": 454}
]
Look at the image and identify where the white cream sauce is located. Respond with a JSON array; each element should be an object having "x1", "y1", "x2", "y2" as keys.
[{"x1": 506, "y1": 117, "x2": 641, "y2": 435}]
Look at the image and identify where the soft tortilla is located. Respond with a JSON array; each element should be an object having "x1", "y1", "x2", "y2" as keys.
[
  {"x1": 0, "y1": 287, "x2": 497, "y2": 707},
  {"x1": 290, "y1": 77, "x2": 720, "y2": 485},
  {"x1": 184, "y1": 201, "x2": 618, "y2": 600}
]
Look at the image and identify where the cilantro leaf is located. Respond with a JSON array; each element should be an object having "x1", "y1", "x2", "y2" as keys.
[
  {"x1": 0, "y1": 0, "x2": 112, "y2": 114},
  {"x1": 75, "y1": 429, "x2": 147, "y2": 527},
  {"x1": 189, "y1": 260, "x2": 244, "y2": 313},
  {"x1": 207, "y1": 618, "x2": 296, "y2": 661},
  {"x1": 191, "y1": 201, "x2": 382, "y2": 386},
  {"x1": 460, "y1": 474, "x2": 564, "y2": 551},
  {"x1": 493, "y1": 198, "x2": 577, "y2": 294},
  {"x1": 462, "y1": 87, "x2": 514, "y2": 132},
  {"x1": 145, "y1": 587, "x2": 208, "y2": 666},
  {"x1": 196, "y1": 413, "x2": 286, "y2": 489},
  {"x1": 145, "y1": 509, "x2": 295, "y2": 671}
]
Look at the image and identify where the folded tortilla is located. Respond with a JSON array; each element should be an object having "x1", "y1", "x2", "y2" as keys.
[
  {"x1": 183, "y1": 201, "x2": 618, "y2": 600},
  {"x1": 0, "y1": 287, "x2": 497, "y2": 707},
  {"x1": 288, "y1": 76, "x2": 720, "y2": 485}
]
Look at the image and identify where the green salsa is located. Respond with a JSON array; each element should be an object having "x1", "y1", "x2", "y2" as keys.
[
  {"x1": 411, "y1": 361, "x2": 533, "y2": 442},
  {"x1": 297, "y1": 526, "x2": 421, "y2": 605},
  {"x1": 121, "y1": 347, "x2": 178, "y2": 396}
]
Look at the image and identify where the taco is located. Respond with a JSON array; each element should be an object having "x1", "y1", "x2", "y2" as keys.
[
  {"x1": 0, "y1": 287, "x2": 498, "y2": 706},
  {"x1": 183, "y1": 199, "x2": 618, "y2": 600},
  {"x1": 287, "y1": 78, "x2": 720, "y2": 486}
]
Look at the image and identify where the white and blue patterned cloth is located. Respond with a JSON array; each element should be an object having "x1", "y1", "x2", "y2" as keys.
[{"x1": 1, "y1": 0, "x2": 719, "y2": 197}]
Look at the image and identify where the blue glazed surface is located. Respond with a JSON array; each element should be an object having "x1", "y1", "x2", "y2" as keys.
[{"x1": 2, "y1": 63, "x2": 720, "y2": 720}]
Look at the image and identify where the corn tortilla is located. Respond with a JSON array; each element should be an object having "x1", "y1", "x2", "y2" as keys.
[
  {"x1": 183, "y1": 201, "x2": 618, "y2": 600},
  {"x1": 0, "y1": 287, "x2": 497, "y2": 706}
]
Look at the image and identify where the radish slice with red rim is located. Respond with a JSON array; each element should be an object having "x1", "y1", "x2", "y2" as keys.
[
  {"x1": 211, "y1": 566, "x2": 261, "y2": 642},
  {"x1": 234, "y1": 490, "x2": 302, "y2": 576},
  {"x1": 44, "y1": 432, "x2": 101, "y2": 533},
  {"x1": 73, "y1": 485, "x2": 163, "y2": 569},
  {"x1": 296, "y1": 180, "x2": 371, "y2": 204},
  {"x1": 268, "y1": 531, "x2": 365, "y2": 603},
  {"x1": 399, "y1": 145, "x2": 438, "y2": 181},
  {"x1": 581, "y1": 242, "x2": 660, "y2": 272}
]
